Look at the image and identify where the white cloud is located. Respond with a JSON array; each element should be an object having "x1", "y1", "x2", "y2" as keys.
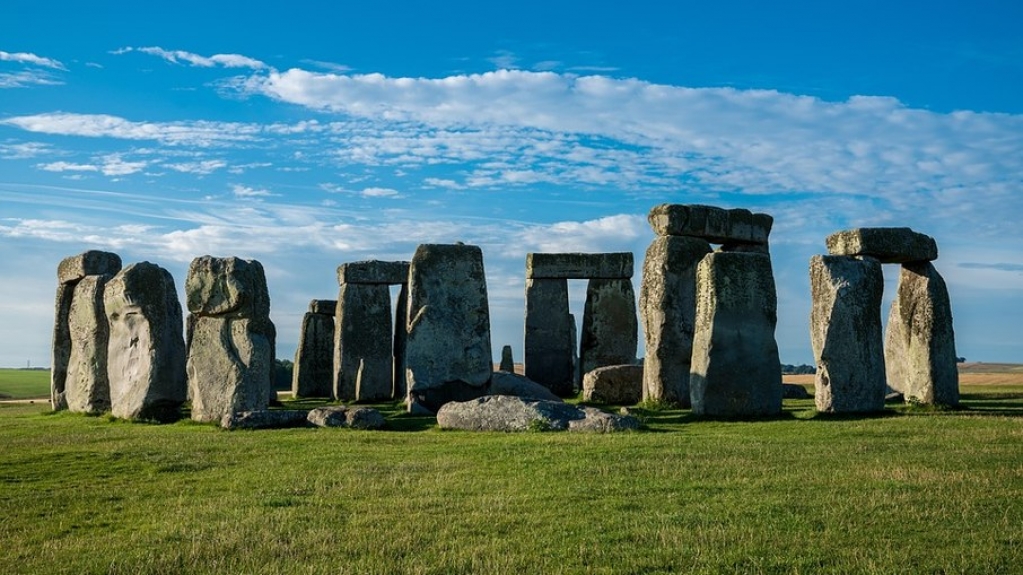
[
  {"x1": 0, "y1": 70, "x2": 62, "y2": 88},
  {"x1": 167, "y1": 159, "x2": 228, "y2": 174},
  {"x1": 0, "y1": 50, "x2": 66, "y2": 69},
  {"x1": 360, "y1": 187, "x2": 401, "y2": 198},
  {"x1": 0, "y1": 142, "x2": 53, "y2": 159},
  {"x1": 120, "y1": 46, "x2": 267, "y2": 69},
  {"x1": 232, "y1": 184, "x2": 274, "y2": 198},
  {"x1": 39, "y1": 161, "x2": 98, "y2": 173},
  {"x1": 2, "y1": 113, "x2": 262, "y2": 146}
]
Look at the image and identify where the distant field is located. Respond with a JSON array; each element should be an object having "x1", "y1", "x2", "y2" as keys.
[
  {"x1": 785, "y1": 363, "x2": 1023, "y2": 388},
  {"x1": 0, "y1": 369, "x2": 49, "y2": 399}
]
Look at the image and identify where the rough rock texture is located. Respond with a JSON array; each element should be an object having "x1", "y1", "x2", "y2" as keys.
[
  {"x1": 640, "y1": 235, "x2": 712, "y2": 406},
  {"x1": 64, "y1": 274, "x2": 112, "y2": 414},
  {"x1": 825, "y1": 228, "x2": 938, "y2": 263},
  {"x1": 582, "y1": 364, "x2": 644, "y2": 405},
  {"x1": 307, "y1": 405, "x2": 349, "y2": 427},
  {"x1": 487, "y1": 371, "x2": 562, "y2": 402},
  {"x1": 307, "y1": 405, "x2": 386, "y2": 429},
  {"x1": 524, "y1": 278, "x2": 575, "y2": 396},
  {"x1": 309, "y1": 299, "x2": 337, "y2": 316},
  {"x1": 690, "y1": 252, "x2": 783, "y2": 417},
  {"x1": 809, "y1": 255, "x2": 886, "y2": 413},
  {"x1": 436, "y1": 395, "x2": 638, "y2": 432},
  {"x1": 220, "y1": 410, "x2": 311, "y2": 430},
  {"x1": 783, "y1": 384, "x2": 812, "y2": 400},
  {"x1": 334, "y1": 283, "x2": 393, "y2": 402},
  {"x1": 884, "y1": 262, "x2": 959, "y2": 406},
  {"x1": 51, "y1": 250, "x2": 122, "y2": 411},
  {"x1": 104, "y1": 262, "x2": 187, "y2": 422},
  {"x1": 579, "y1": 278, "x2": 638, "y2": 382},
  {"x1": 648, "y1": 204, "x2": 772, "y2": 245},
  {"x1": 336, "y1": 260, "x2": 410, "y2": 285},
  {"x1": 404, "y1": 244, "x2": 493, "y2": 412},
  {"x1": 292, "y1": 302, "x2": 335, "y2": 398},
  {"x1": 526, "y1": 252, "x2": 634, "y2": 279},
  {"x1": 499, "y1": 345, "x2": 514, "y2": 372},
  {"x1": 186, "y1": 256, "x2": 276, "y2": 423}
]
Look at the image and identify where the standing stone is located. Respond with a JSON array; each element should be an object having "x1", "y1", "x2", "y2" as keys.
[
  {"x1": 524, "y1": 278, "x2": 575, "y2": 396},
  {"x1": 292, "y1": 300, "x2": 336, "y2": 398},
  {"x1": 884, "y1": 262, "x2": 959, "y2": 406},
  {"x1": 809, "y1": 255, "x2": 886, "y2": 413},
  {"x1": 690, "y1": 252, "x2": 782, "y2": 416},
  {"x1": 334, "y1": 283, "x2": 392, "y2": 402},
  {"x1": 404, "y1": 244, "x2": 492, "y2": 412},
  {"x1": 64, "y1": 275, "x2": 113, "y2": 414},
  {"x1": 640, "y1": 235, "x2": 712, "y2": 406},
  {"x1": 51, "y1": 250, "x2": 122, "y2": 410},
  {"x1": 499, "y1": 345, "x2": 515, "y2": 372},
  {"x1": 393, "y1": 283, "x2": 409, "y2": 400},
  {"x1": 186, "y1": 256, "x2": 276, "y2": 423},
  {"x1": 580, "y1": 278, "x2": 638, "y2": 382},
  {"x1": 104, "y1": 262, "x2": 187, "y2": 421}
]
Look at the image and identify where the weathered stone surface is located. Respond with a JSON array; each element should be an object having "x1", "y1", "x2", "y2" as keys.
[
  {"x1": 64, "y1": 275, "x2": 112, "y2": 414},
  {"x1": 292, "y1": 310, "x2": 334, "y2": 398},
  {"x1": 783, "y1": 384, "x2": 812, "y2": 400},
  {"x1": 524, "y1": 278, "x2": 575, "y2": 396},
  {"x1": 392, "y1": 283, "x2": 409, "y2": 400},
  {"x1": 186, "y1": 256, "x2": 275, "y2": 423},
  {"x1": 345, "y1": 406, "x2": 386, "y2": 429},
  {"x1": 579, "y1": 278, "x2": 638, "y2": 382},
  {"x1": 436, "y1": 395, "x2": 634, "y2": 432},
  {"x1": 809, "y1": 255, "x2": 886, "y2": 413},
  {"x1": 582, "y1": 364, "x2": 643, "y2": 405},
  {"x1": 487, "y1": 371, "x2": 562, "y2": 402},
  {"x1": 57, "y1": 250, "x2": 122, "y2": 285},
  {"x1": 690, "y1": 252, "x2": 782, "y2": 417},
  {"x1": 640, "y1": 235, "x2": 712, "y2": 406},
  {"x1": 220, "y1": 410, "x2": 310, "y2": 430},
  {"x1": 104, "y1": 262, "x2": 187, "y2": 422},
  {"x1": 334, "y1": 283, "x2": 393, "y2": 402},
  {"x1": 185, "y1": 256, "x2": 271, "y2": 319},
  {"x1": 405, "y1": 244, "x2": 492, "y2": 412},
  {"x1": 825, "y1": 228, "x2": 938, "y2": 263},
  {"x1": 568, "y1": 407, "x2": 641, "y2": 433},
  {"x1": 499, "y1": 345, "x2": 514, "y2": 372},
  {"x1": 526, "y1": 252, "x2": 634, "y2": 279},
  {"x1": 309, "y1": 299, "x2": 337, "y2": 316},
  {"x1": 648, "y1": 204, "x2": 772, "y2": 245},
  {"x1": 337, "y1": 260, "x2": 410, "y2": 285},
  {"x1": 884, "y1": 262, "x2": 959, "y2": 406},
  {"x1": 307, "y1": 405, "x2": 349, "y2": 427}
]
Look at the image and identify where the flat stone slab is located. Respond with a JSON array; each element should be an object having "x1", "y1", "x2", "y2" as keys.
[
  {"x1": 825, "y1": 228, "x2": 938, "y2": 263},
  {"x1": 648, "y1": 204, "x2": 772, "y2": 245},
  {"x1": 526, "y1": 252, "x2": 634, "y2": 279},
  {"x1": 487, "y1": 372, "x2": 562, "y2": 402},
  {"x1": 337, "y1": 261, "x2": 410, "y2": 285},
  {"x1": 309, "y1": 299, "x2": 337, "y2": 316},
  {"x1": 57, "y1": 250, "x2": 122, "y2": 285},
  {"x1": 307, "y1": 405, "x2": 385, "y2": 429},
  {"x1": 436, "y1": 395, "x2": 638, "y2": 432},
  {"x1": 582, "y1": 364, "x2": 643, "y2": 405},
  {"x1": 220, "y1": 410, "x2": 311, "y2": 430}
]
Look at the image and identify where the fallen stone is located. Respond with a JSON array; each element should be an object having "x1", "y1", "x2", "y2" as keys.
[
  {"x1": 220, "y1": 410, "x2": 311, "y2": 430},
  {"x1": 640, "y1": 235, "x2": 711, "y2": 406},
  {"x1": 524, "y1": 278, "x2": 575, "y2": 396},
  {"x1": 345, "y1": 406, "x2": 386, "y2": 430},
  {"x1": 782, "y1": 384, "x2": 812, "y2": 400},
  {"x1": 809, "y1": 255, "x2": 886, "y2": 413},
  {"x1": 884, "y1": 262, "x2": 959, "y2": 406},
  {"x1": 307, "y1": 405, "x2": 349, "y2": 427},
  {"x1": 526, "y1": 252, "x2": 634, "y2": 279},
  {"x1": 579, "y1": 278, "x2": 638, "y2": 381},
  {"x1": 568, "y1": 407, "x2": 641, "y2": 433},
  {"x1": 405, "y1": 243, "x2": 493, "y2": 412},
  {"x1": 336, "y1": 260, "x2": 410, "y2": 285},
  {"x1": 57, "y1": 250, "x2": 122, "y2": 285},
  {"x1": 825, "y1": 228, "x2": 938, "y2": 263},
  {"x1": 648, "y1": 204, "x2": 772, "y2": 245},
  {"x1": 582, "y1": 364, "x2": 643, "y2": 405},
  {"x1": 104, "y1": 262, "x2": 188, "y2": 422},
  {"x1": 436, "y1": 395, "x2": 631, "y2": 432},
  {"x1": 690, "y1": 252, "x2": 783, "y2": 417},
  {"x1": 487, "y1": 371, "x2": 562, "y2": 402}
]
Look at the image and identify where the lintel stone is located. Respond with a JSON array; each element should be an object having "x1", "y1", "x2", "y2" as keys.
[
  {"x1": 337, "y1": 261, "x2": 410, "y2": 285},
  {"x1": 526, "y1": 252, "x2": 633, "y2": 279},
  {"x1": 648, "y1": 204, "x2": 772, "y2": 244},
  {"x1": 825, "y1": 228, "x2": 938, "y2": 263},
  {"x1": 309, "y1": 299, "x2": 337, "y2": 316},
  {"x1": 57, "y1": 250, "x2": 122, "y2": 285}
]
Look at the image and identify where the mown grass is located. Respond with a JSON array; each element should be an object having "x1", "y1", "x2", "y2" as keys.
[
  {"x1": 1, "y1": 388, "x2": 1021, "y2": 574},
  {"x1": 0, "y1": 368, "x2": 49, "y2": 399}
]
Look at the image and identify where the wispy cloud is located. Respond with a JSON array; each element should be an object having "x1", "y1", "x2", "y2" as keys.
[
  {"x1": 0, "y1": 70, "x2": 63, "y2": 88},
  {"x1": 0, "y1": 50, "x2": 66, "y2": 70},
  {"x1": 360, "y1": 187, "x2": 401, "y2": 198},
  {"x1": 959, "y1": 262, "x2": 1023, "y2": 273},
  {"x1": 232, "y1": 184, "x2": 275, "y2": 198},
  {"x1": 118, "y1": 46, "x2": 267, "y2": 69},
  {"x1": 1, "y1": 113, "x2": 262, "y2": 146}
]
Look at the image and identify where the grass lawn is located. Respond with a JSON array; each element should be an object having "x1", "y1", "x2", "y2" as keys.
[
  {"x1": 0, "y1": 368, "x2": 50, "y2": 399},
  {"x1": 1, "y1": 388, "x2": 1021, "y2": 574}
]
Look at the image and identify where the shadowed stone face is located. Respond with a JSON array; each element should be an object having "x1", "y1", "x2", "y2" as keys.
[
  {"x1": 334, "y1": 283, "x2": 393, "y2": 402},
  {"x1": 526, "y1": 252, "x2": 634, "y2": 279},
  {"x1": 825, "y1": 228, "x2": 938, "y2": 263},
  {"x1": 884, "y1": 261, "x2": 959, "y2": 406},
  {"x1": 690, "y1": 252, "x2": 782, "y2": 417},
  {"x1": 809, "y1": 255, "x2": 886, "y2": 413},
  {"x1": 524, "y1": 278, "x2": 575, "y2": 396},
  {"x1": 292, "y1": 301, "x2": 335, "y2": 398},
  {"x1": 580, "y1": 278, "x2": 638, "y2": 381},
  {"x1": 647, "y1": 204, "x2": 772, "y2": 245},
  {"x1": 64, "y1": 274, "x2": 112, "y2": 414},
  {"x1": 336, "y1": 260, "x2": 410, "y2": 285}
]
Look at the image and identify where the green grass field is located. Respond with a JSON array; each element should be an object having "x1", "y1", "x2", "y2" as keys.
[
  {"x1": 1, "y1": 389, "x2": 1021, "y2": 574},
  {"x1": 0, "y1": 368, "x2": 49, "y2": 399}
]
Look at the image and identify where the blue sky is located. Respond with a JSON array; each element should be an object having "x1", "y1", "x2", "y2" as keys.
[{"x1": 2, "y1": 0, "x2": 1021, "y2": 367}]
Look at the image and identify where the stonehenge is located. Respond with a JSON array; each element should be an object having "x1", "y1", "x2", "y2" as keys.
[
  {"x1": 810, "y1": 228, "x2": 959, "y2": 410},
  {"x1": 523, "y1": 252, "x2": 637, "y2": 397},
  {"x1": 292, "y1": 299, "x2": 336, "y2": 398},
  {"x1": 333, "y1": 260, "x2": 409, "y2": 402}
]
